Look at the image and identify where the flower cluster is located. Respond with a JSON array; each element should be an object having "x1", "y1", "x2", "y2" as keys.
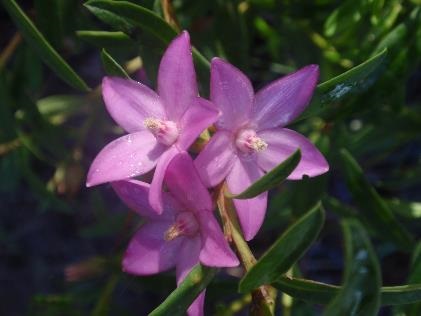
[{"x1": 86, "y1": 31, "x2": 328, "y2": 315}]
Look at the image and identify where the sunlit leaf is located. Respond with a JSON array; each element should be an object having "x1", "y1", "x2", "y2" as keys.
[
  {"x1": 340, "y1": 149, "x2": 415, "y2": 250},
  {"x1": 2, "y1": 0, "x2": 90, "y2": 92},
  {"x1": 324, "y1": 219, "x2": 381, "y2": 316},
  {"x1": 225, "y1": 150, "x2": 301, "y2": 199},
  {"x1": 239, "y1": 203, "x2": 324, "y2": 293},
  {"x1": 149, "y1": 265, "x2": 217, "y2": 316},
  {"x1": 298, "y1": 48, "x2": 388, "y2": 121}
]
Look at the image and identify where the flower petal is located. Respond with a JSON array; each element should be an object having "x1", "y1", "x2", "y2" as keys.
[
  {"x1": 177, "y1": 97, "x2": 220, "y2": 150},
  {"x1": 187, "y1": 292, "x2": 205, "y2": 316},
  {"x1": 149, "y1": 146, "x2": 180, "y2": 214},
  {"x1": 122, "y1": 221, "x2": 183, "y2": 275},
  {"x1": 226, "y1": 159, "x2": 268, "y2": 241},
  {"x1": 176, "y1": 237, "x2": 204, "y2": 316},
  {"x1": 252, "y1": 65, "x2": 319, "y2": 129},
  {"x1": 111, "y1": 180, "x2": 178, "y2": 220},
  {"x1": 194, "y1": 131, "x2": 237, "y2": 187},
  {"x1": 158, "y1": 31, "x2": 198, "y2": 121},
  {"x1": 211, "y1": 58, "x2": 254, "y2": 131},
  {"x1": 165, "y1": 152, "x2": 213, "y2": 212},
  {"x1": 256, "y1": 128, "x2": 329, "y2": 179},
  {"x1": 102, "y1": 77, "x2": 165, "y2": 133},
  {"x1": 198, "y1": 211, "x2": 239, "y2": 267},
  {"x1": 176, "y1": 237, "x2": 201, "y2": 284},
  {"x1": 86, "y1": 132, "x2": 166, "y2": 187}
]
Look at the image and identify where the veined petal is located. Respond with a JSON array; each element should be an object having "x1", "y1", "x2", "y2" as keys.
[
  {"x1": 149, "y1": 146, "x2": 180, "y2": 214},
  {"x1": 211, "y1": 58, "x2": 254, "y2": 131},
  {"x1": 102, "y1": 77, "x2": 165, "y2": 133},
  {"x1": 165, "y1": 152, "x2": 213, "y2": 212},
  {"x1": 198, "y1": 211, "x2": 239, "y2": 267},
  {"x1": 194, "y1": 131, "x2": 237, "y2": 187},
  {"x1": 122, "y1": 222, "x2": 183, "y2": 275},
  {"x1": 226, "y1": 159, "x2": 268, "y2": 241},
  {"x1": 252, "y1": 65, "x2": 319, "y2": 129},
  {"x1": 256, "y1": 128, "x2": 329, "y2": 179},
  {"x1": 86, "y1": 132, "x2": 166, "y2": 187},
  {"x1": 158, "y1": 31, "x2": 198, "y2": 121},
  {"x1": 177, "y1": 97, "x2": 220, "y2": 150},
  {"x1": 112, "y1": 180, "x2": 178, "y2": 220}
]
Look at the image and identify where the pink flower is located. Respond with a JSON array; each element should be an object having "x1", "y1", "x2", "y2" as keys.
[
  {"x1": 195, "y1": 58, "x2": 329, "y2": 241},
  {"x1": 112, "y1": 153, "x2": 239, "y2": 316},
  {"x1": 86, "y1": 31, "x2": 219, "y2": 213}
]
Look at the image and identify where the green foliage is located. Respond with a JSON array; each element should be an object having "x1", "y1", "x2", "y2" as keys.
[
  {"x1": 1, "y1": 0, "x2": 420, "y2": 315},
  {"x1": 239, "y1": 203, "x2": 324, "y2": 292},
  {"x1": 225, "y1": 150, "x2": 301, "y2": 199}
]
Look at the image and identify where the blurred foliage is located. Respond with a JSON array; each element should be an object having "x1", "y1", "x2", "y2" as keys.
[{"x1": 0, "y1": 0, "x2": 420, "y2": 315}]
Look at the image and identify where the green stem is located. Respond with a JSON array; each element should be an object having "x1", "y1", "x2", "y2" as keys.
[{"x1": 217, "y1": 184, "x2": 276, "y2": 316}]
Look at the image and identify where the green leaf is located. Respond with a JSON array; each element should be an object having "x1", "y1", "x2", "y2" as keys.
[
  {"x1": 225, "y1": 150, "x2": 301, "y2": 199},
  {"x1": 324, "y1": 219, "x2": 381, "y2": 316},
  {"x1": 339, "y1": 149, "x2": 415, "y2": 250},
  {"x1": 76, "y1": 30, "x2": 134, "y2": 48},
  {"x1": 84, "y1": 0, "x2": 176, "y2": 43},
  {"x1": 2, "y1": 0, "x2": 90, "y2": 92},
  {"x1": 84, "y1": 0, "x2": 210, "y2": 71},
  {"x1": 239, "y1": 203, "x2": 324, "y2": 293},
  {"x1": 37, "y1": 95, "x2": 88, "y2": 118},
  {"x1": 274, "y1": 276, "x2": 421, "y2": 306},
  {"x1": 149, "y1": 265, "x2": 217, "y2": 316},
  {"x1": 101, "y1": 49, "x2": 129, "y2": 78},
  {"x1": 298, "y1": 48, "x2": 388, "y2": 121}
]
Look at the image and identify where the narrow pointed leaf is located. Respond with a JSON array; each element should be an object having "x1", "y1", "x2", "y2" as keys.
[
  {"x1": 101, "y1": 49, "x2": 129, "y2": 78},
  {"x1": 76, "y1": 30, "x2": 134, "y2": 48},
  {"x1": 149, "y1": 265, "x2": 217, "y2": 316},
  {"x1": 324, "y1": 220, "x2": 381, "y2": 316},
  {"x1": 226, "y1": 150, "x2": 301, "y2": 199},
  {"x1": 84, "y1": 0, "x2": 176, "y2": 43},
  {"x1": 274, "y1": 276, "x2": 421, "y2": 306},
  {"x1": 84, "y1": 0, "x2": 210, "y2": 71},
  {"x1": 239, "y1": 203, "x2": 324, "y2": 293},
  {"x1": 340, "y1": 149, "x2": 414, "y2": 250},
  {"x1": 2, "y1": 0, "x2": 90, "y2": 92},
  {"x1": 298, "y1": 48, "x2": 387, "y2": 121}
]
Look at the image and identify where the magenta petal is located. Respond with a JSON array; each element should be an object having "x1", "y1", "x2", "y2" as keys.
[
  {"x1": 158, "y1": 31, "x2": 198, "y2": 121},
  {"x1": 187, "y1": 292, "x2": 205, "y2": 316},
  {"x1": 252, "y1": 65, "x2": 319, "y2": 129},
  {"x1": 175, "y1": 237, "x2": 204, "y2": 316},
  {"x1": 211, "y1": 58, "x2": 254, "y2": 130},
  {"x1": 226, "y1": 159, "x2": 268, "y2": 241},
  {"x1": 198, "y1": 211, "x2": 239, "y2": 267},
  {"x1": 165, "y1": 152, "x2": 213, "y2": 212},
  {"x1": 149, "y1": 146, "x2": 180, "y2": 214},
  {"x1": 122, "y1": 222, "x2": 183, "y2": 275},
  {"x1": 102, "y1": 77, "x2": 165, "y2": 133},
  {"x1": 86, "y1": 132, "x2": 166, "y2": 187},
  {"x1": 177, "y1": 97, "x2": 220, "y2": 150},
  {"x1": 257, "y1": 128, "x2": 329, "y2": 179},
  {"x1": 111, "y1": 180, "x2": 177, "y2": 220},
  {"x1": 194, "y1": 131, "x2": 237, "y2": 187},
  {"x1": 176, "y1": 237, "x2": 201, "y2": 284}
]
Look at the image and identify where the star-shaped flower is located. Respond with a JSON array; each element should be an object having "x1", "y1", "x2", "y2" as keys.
[
  {"x1": 112, "y1": 153, "x2": 239, "y2": 315},
  {"x1": 86, "y1": 31, "x2": 219, "y2": 213},
  {"x1": 195, "y1": 58, "x2": 329, "y2": 240}
]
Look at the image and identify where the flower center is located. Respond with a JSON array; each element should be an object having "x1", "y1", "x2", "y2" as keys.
[
  {"x1": 235, "y1": 129, "x2": 268, "y2": 154},
  {"x1": 164, "y1": 212, "x2": 199, "y2": 241},
  {"x1": 144, "y1": 117, "x2": 179, "y2": 146}
]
